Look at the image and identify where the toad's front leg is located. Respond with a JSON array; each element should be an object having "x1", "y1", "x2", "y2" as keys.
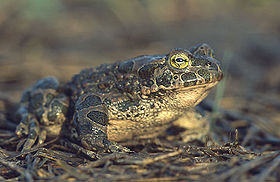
[
  {"x1": 74, "y1": 93, "x2": 131, "y2": 153},
  {"x1": 174, "y1": 108, "x2": 210, "y2": 143}
]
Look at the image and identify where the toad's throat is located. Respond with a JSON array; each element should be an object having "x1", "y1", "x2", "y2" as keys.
[{"x1": 172, "y1": 81, "x2": 220, "y2": 108}]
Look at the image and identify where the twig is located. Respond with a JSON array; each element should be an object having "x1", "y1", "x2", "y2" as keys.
[
  {"x1": 0, "y1": 158, "x2": 33, "y2": 181},
  {"x1": 142, "y1": 149, "x2": 183, "y2": 165},
  {"x1": 212, "y1": 152, "x2": 279, "y2": 181},
  {"x1": 254, "y1": 154, "x2": 280, "y2": 182},
  {"x1": 5, "y1": 137, "x2": 59, "y2": 160}
]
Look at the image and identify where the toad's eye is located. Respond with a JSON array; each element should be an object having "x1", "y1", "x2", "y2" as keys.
[{"x1": 169, "y1": 54, "x2": 190, "y2": 69}]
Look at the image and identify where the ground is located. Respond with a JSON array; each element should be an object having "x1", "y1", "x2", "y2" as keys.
[{"x1": 0, "y1": 1, "x2": 280, "y2": 181}]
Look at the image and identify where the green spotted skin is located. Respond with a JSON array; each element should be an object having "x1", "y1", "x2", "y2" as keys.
[{"x1": 15, "y1": 43, "x2": 223, "y2": 152}]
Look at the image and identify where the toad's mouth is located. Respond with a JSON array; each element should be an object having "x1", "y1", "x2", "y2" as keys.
[
  {"x1": 189, "y1": 70, "x2": 223, "y2": 87},
  {"x1": 175, "y1": 80, "x2": 220, "y2": 93}
]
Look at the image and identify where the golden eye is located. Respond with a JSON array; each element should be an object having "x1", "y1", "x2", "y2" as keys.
[{"x1": 170, "y1": 54, "x2": 190, "y2": 69}]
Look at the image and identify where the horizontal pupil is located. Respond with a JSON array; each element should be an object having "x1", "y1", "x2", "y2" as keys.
[{"x1": 175, "y1": 58, "x2": 185, "y2": 62}]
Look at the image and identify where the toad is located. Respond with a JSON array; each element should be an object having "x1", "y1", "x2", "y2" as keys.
[{"x1": 15, "y1": 43, "x2": 223, "y2": 153}]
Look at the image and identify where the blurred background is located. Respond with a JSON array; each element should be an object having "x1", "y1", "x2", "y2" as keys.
[{"x1": 0, "y1": 0, "x2": 279, "y2": 124}]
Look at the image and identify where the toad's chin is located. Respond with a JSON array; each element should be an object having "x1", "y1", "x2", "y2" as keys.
[{"x1": 173, "y1": 81, "x2": 219, "y2": 108}]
